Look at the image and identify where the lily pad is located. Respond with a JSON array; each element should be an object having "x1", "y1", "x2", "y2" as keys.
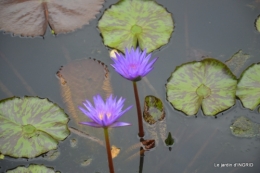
[
  {"x1": 98, "y1": 0, "x2": 174, "y2": 53},
  {"x1": 166, "y1": 58, "x2": 237, "y2": 116},
  {"x1": 0, "y1": 0, "x2": 105, "y2": 36},
  {"x1": 236, "y1": 63, "x2": 260, "y2": 110},
  {"x1": 7, "y1": 164, "x2": 56, "y2": 173},
  {"x1": 230, "y1": 116, "x2": 260, "y2": 138},
  {"x1": 0, "y1": 96, "x2": 69, "y2": 158},
  {"x1": 143, "y1": 95, "x2": 165, "y2": 125},
  {"x1": 56, "y1": 58, "x2": 112, "y2": 145},
  {"x1": 256, "y1": 15, "x2": 260, "y2": 32}
]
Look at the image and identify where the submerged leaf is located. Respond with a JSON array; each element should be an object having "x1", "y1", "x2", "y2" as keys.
[
  {"x1": 143, "y1": 95, "x2": 165, "y2": 125},
  {"x1": 236, "y1": 63, "x2": 260, "y2": 110},
  {"x1": 0, "y1": 0, "x2": 105, "y2": 36},
  {"x1": 7, "y1": 164, "x2": 56, "y2": 173},
  {"x1": 225, "y1": 50, "x2": 250, "y2": 77},
  {"x1": 230, "y1": 116, "x2": 260, "y2": 138},
  {"x1": 0, "y1": 96, "x2": 69, "y2": 158},
  {"x1": 166, "y1": 58, "x2": 237, "y2": 116},
  {"x1": 98, "y1": 0, "x2": 174, "y2": 53},
  {"x1": 56, "y1": 59, "x2": 112, "y2": 139}
]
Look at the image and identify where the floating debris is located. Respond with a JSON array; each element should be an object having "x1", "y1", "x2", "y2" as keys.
[
  {"x1": 70, "y1": 139, "x2": 78, "y2": 148},
  {"x1": 230, "y1": 116, "x2": 260, "y2": 138},
  {"x1": 81, "y1": 158, "x2": 93, "y2": 167},
  {"x1": 111, "y1": 145, "x2": 120, "y2": 159}
]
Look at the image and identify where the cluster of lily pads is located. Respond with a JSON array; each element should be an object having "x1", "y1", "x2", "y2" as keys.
[{"x1": 166, "y1": 59, "x2": 260, "y2": 116}]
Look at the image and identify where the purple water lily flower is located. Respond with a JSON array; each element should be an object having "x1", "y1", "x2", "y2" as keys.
[
  {"x1": 79, "y1": 94, "x2": 132, "y2": 128},
  {"x1": 111, "y1": 47, "x2": 158, "y2": 81}
]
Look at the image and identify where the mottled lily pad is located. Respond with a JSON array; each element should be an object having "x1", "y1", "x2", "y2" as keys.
[
  {"x1": 7, "y1": 164, "x2": 56, "y2": 173},
  {"x1": 166, "y1": 58, "x2": 237, "y2": 116},
  {"x1": 230, "y1": 116, "x2": 260, "y2": 138},
  {"x1": 98, "y1": 0, "x2": 174, "y2": 53},
  {"x1": 143, "y1": 95, "x2": 165, "y2": 125},
  {"x1": 0, "y1": 0, "x2": 105, "y2": 36},
  {"x1": 236, "y1": 63, "x2": 260, "y2": 110},
  {"x1": 0, "y1": 96, "x2": 69, "y2": 158},
  {"x1": 256, "y1": 15, "x2": 260, "y2": 32}
]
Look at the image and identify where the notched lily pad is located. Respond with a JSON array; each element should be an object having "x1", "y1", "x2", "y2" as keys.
[
  {"x1": 7, "y1": 164, "x2": 56, "y2": 173},
  {"x1": 230, "y1": 116, "x2": 260, "y2": 138},
  {"x1": 166, "y1": 58, "x2": 237, "y2": 116},
  {"x1": 143, "y1": 95, "x2": 165, "y2": 125},
  {"x1": 0, "y1": 0, "x2": 105, "y2": 36},
  {"x1": 255, "y1": 15, "x2": 260, "y2": 32},
  {"x1": 236, "y1": 63, "x2": 260, "y2": 110},
  {"x1": 0, "y1": 96, "x2": 69, "y2": 158},
  {"x1": 98, "y1": 0, "x2": 174, "y2": 53}
]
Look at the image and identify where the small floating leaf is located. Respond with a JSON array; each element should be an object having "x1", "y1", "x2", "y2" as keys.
[
  {"x1": 236, "y1": 63, "x2": 260, "y2": 110},
  {"x1": 165, "y1": 132, "x2": 174, "y2": 146},
  {"x1": 70, "y1": 139, "x2": 78, "y2": 148},
  {"x1": 166, "y1": 58, "x2": 237, "y2": 116},
  {"x1": 7, "y1": 164, "x2": 56, "y2": 173},
  {"x1": 98, "y1": 0, "x2": 174, "y2": 53},
  {"x1": 143, "y1": 95, "x2": 165, "y2": 125},
  {"x1": 81, "y1": 158, "x2": 93, "y2": 167},
  {"x1": 111, "y1": 145, "x2": 120, "y2": 159},
  {"x1": 256, "y1": 15, "x2": 260, "y2": 32},
  {"x1": 0, "y1": 0, "x2": 105, "y2": 36},
  {"x1": 44, "y1": 150, "x2": 60, "y2": 161},
  {"x1": 0, "y1": 96, "x2": 69, "y2": 158},
  {"x1": 141, "y1": 139, "x2": 155, "y2": 150},
  {"x1": 230, "y1": 116, "x2": 260, "y2": 138}
]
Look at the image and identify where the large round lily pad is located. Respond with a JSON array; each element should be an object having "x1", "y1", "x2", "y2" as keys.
[
  {"x1": 0, "y1": 96, "x2": 69, "y2": 158},
  {"x1": 98, "y1": 0, "x2": 174, "y2": 53},
  {"x1": 7, "y1": 164, "x2": 56, "y2": 173},
  {"x1": 236, "y1": 63, "x2": 260, "y2": 110},
  {"x1": 166, "y1": 58, "x2": 237, "y2": 116}
]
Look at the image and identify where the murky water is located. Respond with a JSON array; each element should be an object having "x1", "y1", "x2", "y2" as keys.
[{"x1": 0, "y1": 0, "x2": 260, "y2": 173}]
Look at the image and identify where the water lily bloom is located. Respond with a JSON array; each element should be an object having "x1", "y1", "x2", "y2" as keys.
[
  {"x1": 79, "y1": 94, "x2": 132, "y2": 128},
  {"x1": 111, "y1": 47, "x2": 158, "y2": 81}
]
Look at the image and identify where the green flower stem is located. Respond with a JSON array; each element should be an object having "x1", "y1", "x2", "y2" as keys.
[
  {"x1": 103, "y1": 128, "x2": 115, "y2": 173},
  {"x1": 133, "y1": 81, "x2": 145, "y2": 137}
]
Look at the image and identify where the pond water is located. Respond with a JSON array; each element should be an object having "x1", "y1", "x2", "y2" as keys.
[{"x1": 0, "y1": 0, "x2": 260, "y2": 173}]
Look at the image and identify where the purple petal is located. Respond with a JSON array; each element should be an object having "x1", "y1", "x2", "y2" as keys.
[
  {"x1": 79, "y1": 122, "x2": 103, "y2": 128},
  {"x1": 110, "y1": 122, "x2": 131, "y2": 128}
]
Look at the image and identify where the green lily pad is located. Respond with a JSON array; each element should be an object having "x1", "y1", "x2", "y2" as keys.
[
  {"x1": 0, "y1": 96, "x2": 69, "y2": 158},
  {"x1": 7, "y1": 164, "x2": 56, "y2": 173},
  {"x1": 255, "y1": 15, "x2": 260, "y2": 32},
  {"x1": 98, "y1": 0, "x2": 174, "y2": 53},
  {"x1": 230, "y1": 116, "x2": 260, "y2": 138},
  {"x1": 236, "y1": 63, "x2": 260, "y2": 110},
  {"x1": 143, "y1": 95, "x2": 165, "y2": 125},
  {"x1": 166, "y1": 58, "x2": 237, "y2": 116}
]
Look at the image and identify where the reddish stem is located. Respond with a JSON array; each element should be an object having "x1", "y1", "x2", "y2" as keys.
[
  {"x1": 133, "y1": 81, "x2": 145, "y2": 137},
  {"x1": 103, "y1": 128, "x2": 115, "y2": 173}
]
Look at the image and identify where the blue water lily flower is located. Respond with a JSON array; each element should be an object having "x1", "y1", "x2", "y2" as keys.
[
  {"x1": 79, "y1": 94, "x2": 132, "y2": 128},
  {"x1": 111, "y1": 47, "x2": 158, "y2": 81}
]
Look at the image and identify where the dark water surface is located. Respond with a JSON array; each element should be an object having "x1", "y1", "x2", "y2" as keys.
[{"x1": 0, "y1": 0, "x2": 260, "y2": 173}]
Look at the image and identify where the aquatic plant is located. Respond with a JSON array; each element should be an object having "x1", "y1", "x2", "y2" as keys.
[
  {"x1": 98, "y1": 0, "x2": 174, "y2": 53},
  {"x1": 0, "y1": 0, "x2": 105, "y2": 36},
  {"x1": 256, "y1": 15, "x2": 260, "y2": 32},
  {"x1": 111, "y1": 47, "x2": 158, "y2": 137},
  {"x1": 0, "y1": 96, "x2": 69, "y2": 158},
  {"x1": 166, "y1": 58, "x2": 237, "y2": 116},
  {"x1": 6, "y1": 164, "x2": 57, "y2": 173},
  {"x1": 236, "y1": 63, "x2": 260, "y2": 110},
  {"x1": 79, "y1": 94, "x2": 132, "y2": 173}
]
